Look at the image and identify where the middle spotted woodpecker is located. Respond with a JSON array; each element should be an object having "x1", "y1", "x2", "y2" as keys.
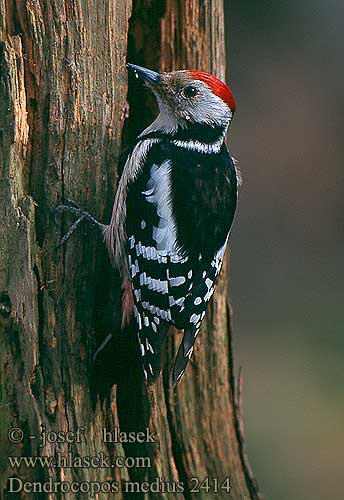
[{"x1": 56, "y1": 63, "x2": 239, "y2": 385}]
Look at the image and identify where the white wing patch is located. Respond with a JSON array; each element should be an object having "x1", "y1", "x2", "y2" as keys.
[{"x1": 144, "y1": 161, "x2": 185, "y2": 261}]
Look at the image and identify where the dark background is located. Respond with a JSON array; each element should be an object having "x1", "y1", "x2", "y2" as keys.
[{"x1": 225, "y1": 1, "x2": 344, "y2": 499}]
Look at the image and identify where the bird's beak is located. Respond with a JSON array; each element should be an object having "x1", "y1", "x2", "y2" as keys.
[{"x1": 127, "y1": 63, "x2": 160, "y2": 86}]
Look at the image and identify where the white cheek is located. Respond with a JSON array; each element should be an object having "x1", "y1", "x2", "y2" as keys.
[{"x1": 189, "y1": 94, "x2": 231, "y2": 126}]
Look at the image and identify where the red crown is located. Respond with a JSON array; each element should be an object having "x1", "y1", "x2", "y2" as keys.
[{"x1": 188, "y1": 70, "x2": 236, "y2": 112}]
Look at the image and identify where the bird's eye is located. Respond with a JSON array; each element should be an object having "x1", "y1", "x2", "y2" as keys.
[{"x1": 183, "y1": 86, "x2": 198, "y2": 98}]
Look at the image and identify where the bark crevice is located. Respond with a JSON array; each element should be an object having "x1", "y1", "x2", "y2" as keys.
[
  {"x1": 227, "y1": 303, "x2": 263, "y2": 500},
  {"x1": 163, "y1": 372, "x2": 192, "y2": 500}
]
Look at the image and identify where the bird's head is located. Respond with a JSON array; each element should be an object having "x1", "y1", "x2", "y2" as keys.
[{"x1": 127, "y1": 63, "x2": 236, "y2": 135}]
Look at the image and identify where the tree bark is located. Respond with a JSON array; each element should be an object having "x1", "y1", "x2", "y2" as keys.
[{"x1": 0, "y1": 1, "x2": 261, "y2": 499}]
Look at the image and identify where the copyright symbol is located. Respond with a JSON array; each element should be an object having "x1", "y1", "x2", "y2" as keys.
[{"x1": 8, "y1": 427, "x2": 24, "y2": 443}]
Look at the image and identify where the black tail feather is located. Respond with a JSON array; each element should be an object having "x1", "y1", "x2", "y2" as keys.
[{"x1": 172, "y1": 327, "x2": 197, "y2": 385}]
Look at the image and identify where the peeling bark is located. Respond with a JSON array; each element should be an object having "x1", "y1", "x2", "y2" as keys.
[{"x1": 0, "y1": 1, "x2": 261, "y2": 499}]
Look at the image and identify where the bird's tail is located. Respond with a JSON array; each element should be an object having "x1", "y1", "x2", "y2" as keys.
[
  {"x1": 138, "y1": 323, "x2": 168, "y2": 383},
  {"x1": 172, "y1": 327, "x2": 198, "y2": 385}
]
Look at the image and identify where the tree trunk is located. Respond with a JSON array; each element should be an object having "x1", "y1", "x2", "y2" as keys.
[{"x1": 0, "y1": 1, "x2": 261, "y2": 499}]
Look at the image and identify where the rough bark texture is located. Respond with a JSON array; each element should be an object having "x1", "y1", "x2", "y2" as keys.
[{"x1": 0, "y1": 1, "x2": 261, "y2": 499}]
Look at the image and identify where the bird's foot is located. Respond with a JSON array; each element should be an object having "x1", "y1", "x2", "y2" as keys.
[{"x1": 54, "y1": 196, "x2": 105, "y2": 246}]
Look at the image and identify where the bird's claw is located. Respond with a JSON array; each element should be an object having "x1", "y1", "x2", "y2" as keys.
[
  {"x1": 54, "y1": 197, "x2": 103, "y2": 247},
  {"x1": 61, "y1": 196, "x2": 82, "y2": 209},
  {"x1": 54, "y1": 204, "x2": 84, "y2": 224},
  {"x1": 56, "y1": 214, "x2": 88, "y2": 247},
  {"x1": 54, "y1": 196, "x2": 83, "y2": 224}
]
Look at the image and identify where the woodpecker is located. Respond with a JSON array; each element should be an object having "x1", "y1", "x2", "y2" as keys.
[{"x1": 56, "y1": 63, "x2": 238, "y2": 385}]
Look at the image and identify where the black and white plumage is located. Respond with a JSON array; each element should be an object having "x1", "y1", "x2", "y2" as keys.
[
  {"x1": 56, "y1": 64, "x2": 238, "y2": 384},
  {"x1": 103, "y1": 64, "x2": 239, "y2": 384}
]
